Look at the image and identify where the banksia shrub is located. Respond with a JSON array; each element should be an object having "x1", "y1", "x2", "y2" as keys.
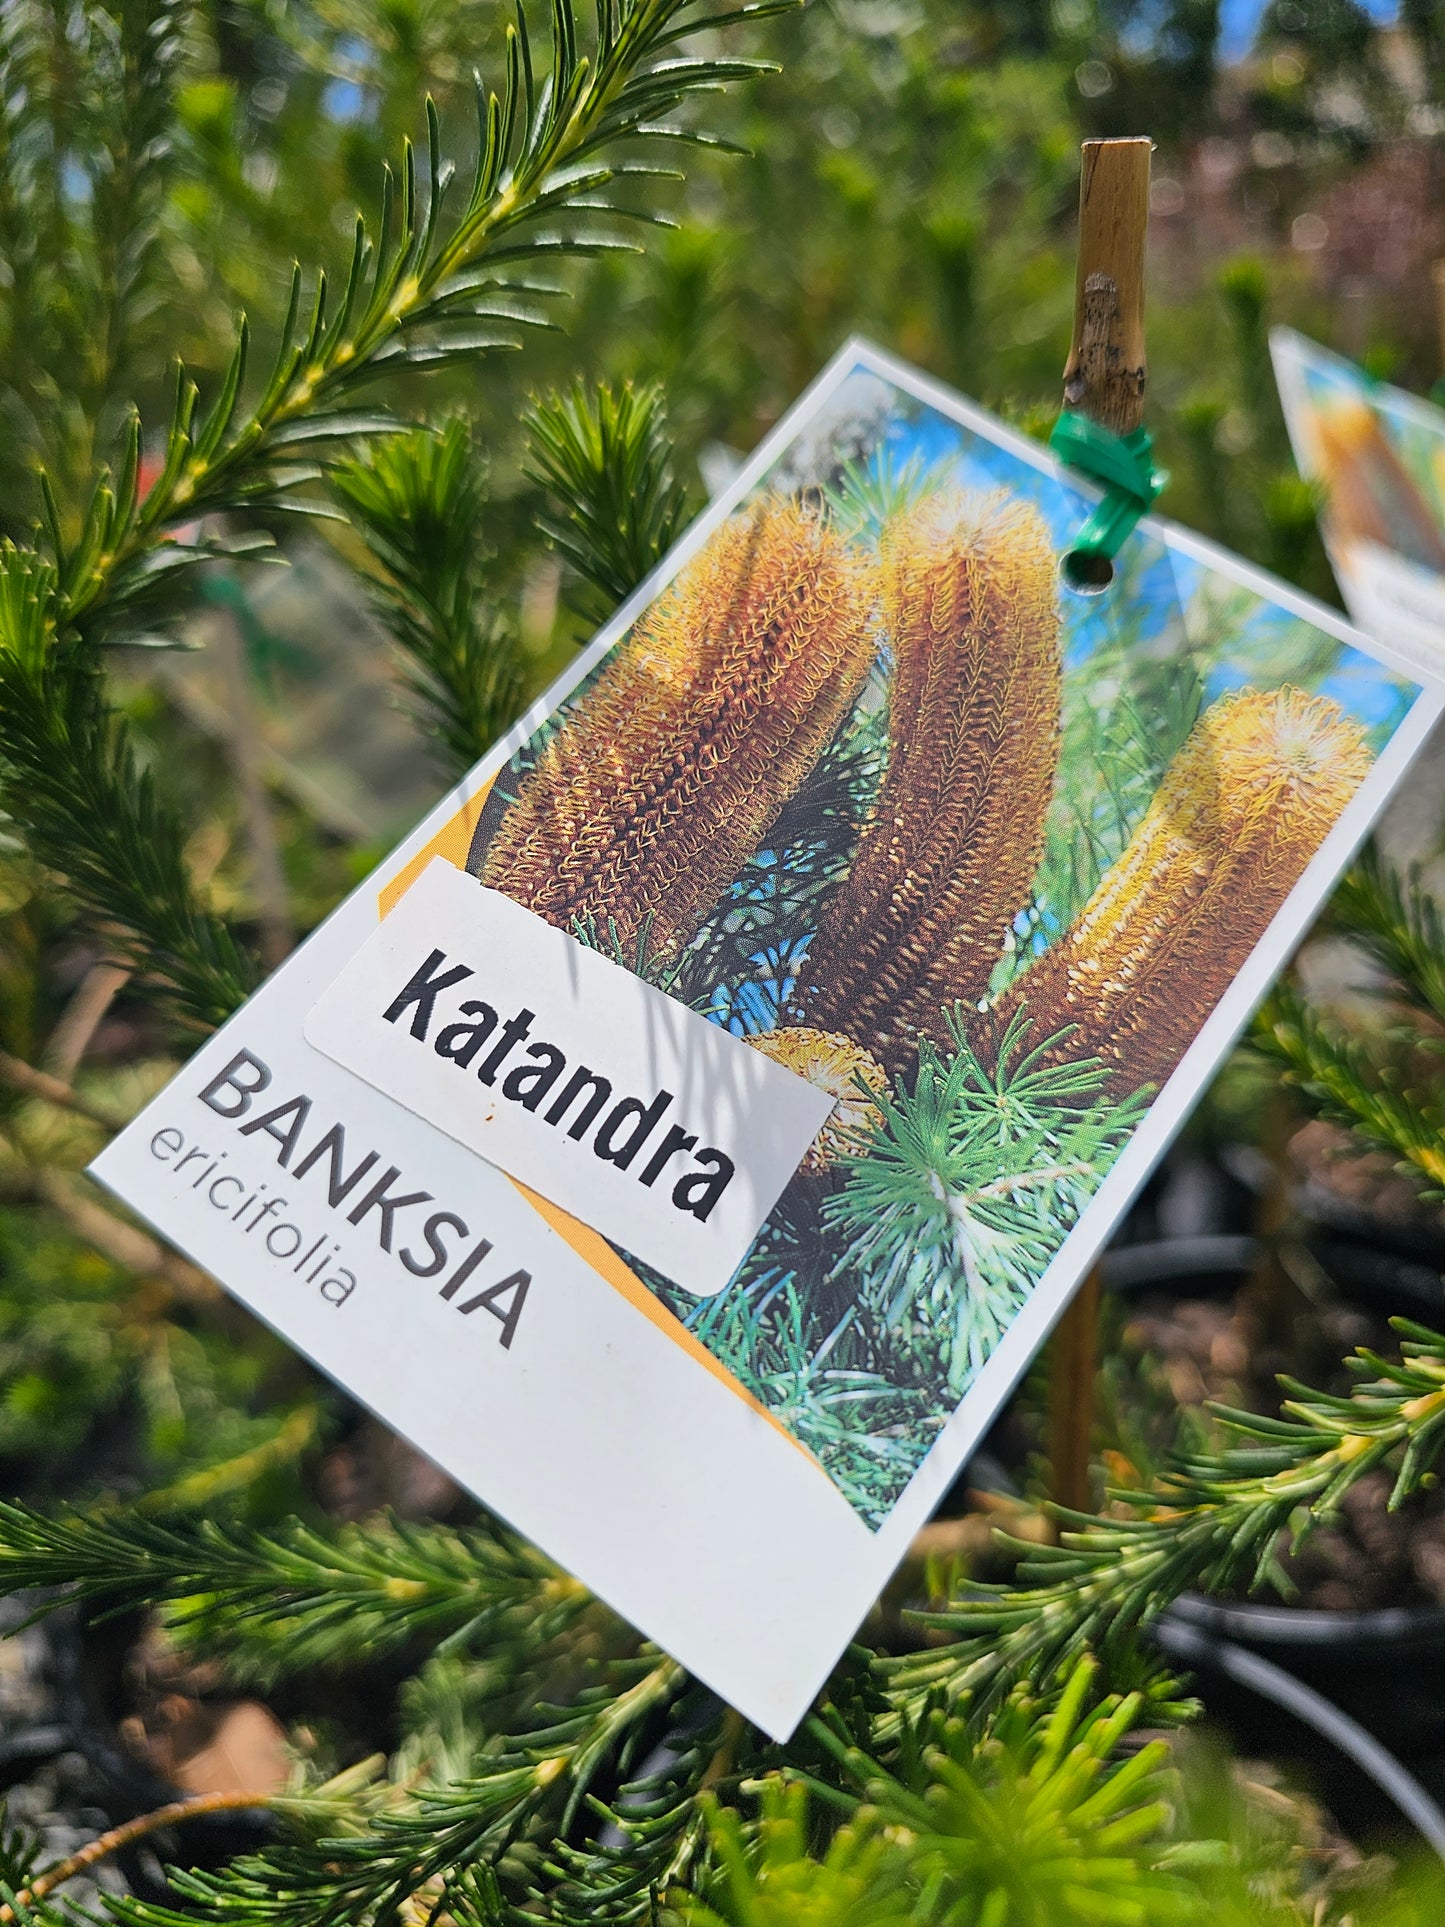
[
  {"x1": 798, "y1": 488, "x2": 1062, "y2": 1072},
  {"x1": 475, "y1": 500, "x2": 876, "y2": 958},
  {"x1": 748, "y1": 1026, "x2": 889, "y2": 1173},
  {"x1": 1001, "y1": 685, "x2": 1374, "y2": 1096}
]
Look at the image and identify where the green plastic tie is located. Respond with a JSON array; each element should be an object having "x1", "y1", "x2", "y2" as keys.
[{"x1": 1048, "y1": 410, "x2": 1167, "y2": 564}]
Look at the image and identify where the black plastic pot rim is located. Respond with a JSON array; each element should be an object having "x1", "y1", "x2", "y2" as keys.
[
  {"x1": 1170, "y1": 1591, "x2": 1445, "y2": 1654},
  {"x1": 1100, "y1": 1232, "x2": 1445, "y2": 1316},
  {"x1": 1100, "y1": 1235, "x2": 1260, "y2": 1292}
]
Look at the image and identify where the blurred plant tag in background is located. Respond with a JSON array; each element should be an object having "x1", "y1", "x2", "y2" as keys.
[
  {"x1": 91, "y1": 342, "x2": 1443, "y2": 1740},
  {"x1": 1273, "y1": 329, "x2": 1445, "y2": 683}
]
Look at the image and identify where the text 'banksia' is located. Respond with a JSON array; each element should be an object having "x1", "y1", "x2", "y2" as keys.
[
  {"x1": 798, "y1": 488, "x2": 1062, "y2": 1072},
  {"x1": 1001, "y1": 685, "x2": 1374, "y2": 1096},
  {"x1": 475, "y1": 500, "x2": 876, "y2": 959}
]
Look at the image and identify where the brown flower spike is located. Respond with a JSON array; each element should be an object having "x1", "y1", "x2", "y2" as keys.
[
  {"x1": 1001, "y1": 685, "x2": 1374, "y2": 1096},
  {"x1": 476, "y1": 500, "x2": 876, "y2": 960},
  {"x1": 799, "y1": 487, "x2": 1062, "y2": 1072}
]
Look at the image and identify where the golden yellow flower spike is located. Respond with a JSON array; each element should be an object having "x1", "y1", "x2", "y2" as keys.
[
  {"x1": 799, "y1": 487, "x2": 1062, "y2": 1073},
  {"x1": 477, "y1": 499, "x2": 876, "y2": 961},
  {"x1": 1311, "y1": 396, "x2": 1445, "y2": 576},
  {"x1": 747, "y1": 1027, "x2": 889, "y2": 1173},
  {"x1": 1001, "y1": 684, "x2": 1374, "y2": 1096}
]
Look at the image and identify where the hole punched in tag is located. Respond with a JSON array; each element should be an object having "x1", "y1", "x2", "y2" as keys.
[{"x1": 1062, "y1": 549, "x2": 1114, "y2": 595}]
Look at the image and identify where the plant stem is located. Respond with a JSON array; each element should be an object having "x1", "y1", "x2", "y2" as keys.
[
  {"x1": 44, "y1": 961, "x2": 132, "y2": 1080},
  {"x1": 0, "y1": 1792, "x2": 281, "y2": 1922},
  {"x1": 0, "y1": 1050, "x2": 129, "y2": 1132},
  {"x1": 136, "y1": 1406, "x2": 322, "y2": 1517},
  {"x1": 30, "y1": 1168, "x2": 215, "y2": 1305}
]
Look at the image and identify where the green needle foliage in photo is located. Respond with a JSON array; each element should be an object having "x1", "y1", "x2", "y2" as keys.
[
  {"x1": 827, "y1": 1012, "x2": 1147, "y2": 1395},
  {"x1": 634, "y1": 1007, "x2": 1146, "y2": 1523}
]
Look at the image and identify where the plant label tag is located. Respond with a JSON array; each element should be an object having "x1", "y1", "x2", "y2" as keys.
[
  {"x1": 304, "y1": 860, "x2": 835, "y2": 1297},
  {"x1": 91, "y1": 341, "x2": 1443, "y2": 1741},
  {"x1": 1272, "y1": 328, "x2": 1445, "y2": 679}
]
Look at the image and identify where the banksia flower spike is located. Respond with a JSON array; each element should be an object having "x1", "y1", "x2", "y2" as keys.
[
  {"x1": 1001, "y1": 685, "x2": 1374, "y2": 1096},
  {"x1": 474, "y1": 500, "x2": 876, "y2": 959},
  {"x1": 798, "y1": 488, "x2": 1062, "y2": 1073},
  {"x1": 1311, "y1": 397, "x2": 1445, "y2": 575},
  {"x1": 748, "y1": 1026, "x2": 889, "y2": 1173}
]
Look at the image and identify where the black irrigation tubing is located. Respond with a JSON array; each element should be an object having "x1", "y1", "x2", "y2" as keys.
[
  {"x1": 1153, "y1": 1612, "x2": 1445, "y2": 1865},
  {"x1": 1099, "y1": 1235, "x2": 1259, "y2": 1291}
]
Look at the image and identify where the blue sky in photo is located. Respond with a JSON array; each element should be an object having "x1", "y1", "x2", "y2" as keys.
[
  {"x1": 820, "y1": 367, "x2": 1420, "y2": 747},
  {"x1": 1220, "y1": 0, "x2": 1397, "y2": 57}
]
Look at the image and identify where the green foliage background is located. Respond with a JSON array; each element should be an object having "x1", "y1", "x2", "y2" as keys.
[{"x1": 2, "y1": 1, "x2": 1445, "y2": 1922}]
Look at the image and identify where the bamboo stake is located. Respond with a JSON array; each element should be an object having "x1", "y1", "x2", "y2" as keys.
[
  {"x1": 45, "y1": 960, "x2": 131, "y2": 1081},
  {"x1": 0, "y1": 1047, "x2": 128, "y2": 1132},
  {"x1": 1433, "y1": 260, "x2": 1445, "y2": 377},
  {"x1": 1062, "y1": 138, "x2": 1153, "y2": 436},
  {"x1": 1048, "y1": 1265, "x2": 1103, "y2": 1516},
  {"x1": 1047, "y1": 136, "x2": 1152, "y2": 1514}
]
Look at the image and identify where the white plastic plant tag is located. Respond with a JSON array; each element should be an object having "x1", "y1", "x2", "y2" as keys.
[
  {"x1": 1272, "y1": 327, "x2": 1445, "y2": 680},
  {"x1": 92, "y1": 340, "x2": 1444, "y2": 1741}
]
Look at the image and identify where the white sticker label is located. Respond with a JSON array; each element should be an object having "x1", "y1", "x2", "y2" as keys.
[
  {"x1": 1339, "y1": 539, "x2": 1445, "y2": 684},
  {"x1": 304, "y1": 859, "x2": 835, "y2": 1296}
]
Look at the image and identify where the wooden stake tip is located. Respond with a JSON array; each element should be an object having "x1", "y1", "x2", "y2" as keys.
[{"x1": 1064, "y1": 135, "x2": 1153, "y2": 436}]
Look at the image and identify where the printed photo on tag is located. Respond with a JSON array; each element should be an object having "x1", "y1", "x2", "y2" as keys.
[
  {"x1": 91, "y1": 341, "x2": 1443, "y2": 1739},
  {"x1": 1272, "y1": 328, "x2": 1445, "y2": 681}
]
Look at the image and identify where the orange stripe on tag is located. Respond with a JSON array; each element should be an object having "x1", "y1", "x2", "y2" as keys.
[
  {"x1": 377, "y1": 777, "x2": 496, "y2": 918},
  {"x1": 511, "y1": 1181, "x2": 824, "y2": 1471}
]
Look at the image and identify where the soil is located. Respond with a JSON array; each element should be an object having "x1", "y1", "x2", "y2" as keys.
[
  {"x1": 1117, "y1": 1259, "x2": 1445, "y2": 1614},
  {"x1": 1288, "y1": 1119, "x2": 1445, "y2": 1257},
  {"x1": 1276, "y1": 1471, "x2": 1445, "y2": 1614},
  {"x1": 0, "y1": 1598, "x2": 131, "y2": 1912},
  {"x1": 115, "y1": 1623, "x2": 290, "y2": 1796}
]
